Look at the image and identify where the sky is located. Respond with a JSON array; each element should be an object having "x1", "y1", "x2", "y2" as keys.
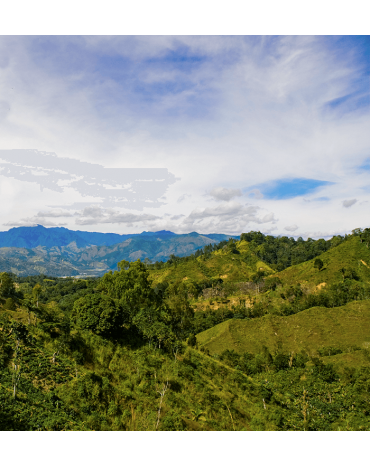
[{"x1": 0, "y1": 35, "x2": 369, "y2": 238}]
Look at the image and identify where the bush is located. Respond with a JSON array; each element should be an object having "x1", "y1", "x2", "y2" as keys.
[
  {"x1": 4, "y1": 298, "x2": 16, "y2": 311},
  {"x1": 187, "y1": 334, "x2": 197, "y2": 347},
  {"x1": 314, "y1": 258, "x2": 324, "y2": 271}
]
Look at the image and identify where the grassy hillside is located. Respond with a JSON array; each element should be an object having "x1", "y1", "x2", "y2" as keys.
[
  {"x1": 2, "y1": 230, "x2": 370, "y2": 431},
  {"x1": 2, "y1": 306, "x2": 370, "y2": 431},
  {"x1": 149, "y1": 240, "x2": 274, "y2": 286},
  {"x1": 0, "y1": 310, "x2": 281, "y2": 431},
  {"x1": 196, "y1": 300, "x2": 370, "y2": 356},
  {"x1": 274, "y1": 236, "x2": 370, "y2": 287}
]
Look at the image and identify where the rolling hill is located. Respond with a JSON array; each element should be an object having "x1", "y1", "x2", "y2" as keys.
[
  {"x1": 196, "y1": 300, "x2": 370, "y2": 356},
  {"x1": 2, "y1": 227, "x2": 370, "y2": 431},
  {"x1": 149, "y1": 239, "x2": 274, "y2": 286},
  {"x1": 272, "y1": 236, "x2": 370, "y2": 287}
]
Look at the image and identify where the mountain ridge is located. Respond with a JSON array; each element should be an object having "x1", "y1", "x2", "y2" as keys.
[
  {"x1": 0, "y1": 225, "x2": 237, "y2": 249},
  {"x1": 0, "y1": 225, "x2": 239, "y2": 276}
]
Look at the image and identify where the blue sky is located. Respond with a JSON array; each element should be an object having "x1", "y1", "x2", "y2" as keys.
[
  {"x1": 248, "y1": 178, "x2": 334, "y2": 200},
  {"x1": 0, "y1": 35, "x2": 369, "y2": 238}
]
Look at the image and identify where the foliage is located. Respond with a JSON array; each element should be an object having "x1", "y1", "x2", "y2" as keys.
[
  {"x1": 240, "y1": 231, "x2": 346, "y2": 271},
  {"x1": 1, "y1": 226, "x2": 370, "y2": 430},
  {"x1": 0, "y1": 272, "x2": 17, "y2": 298},
  {"x1": 314, "y1": 258, "x2": 324, "y2": 271},
  {"x1": 72, "y1": 294, "x2": 123, "y2": 338}
]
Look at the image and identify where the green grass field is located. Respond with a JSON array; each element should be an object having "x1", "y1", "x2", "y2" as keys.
[
  {"x1": 274, "y1": 236, "x2": 370, "y2": 287},
  {"x1": 196, "y1": 300, "x2": 370, "y2": 356}
]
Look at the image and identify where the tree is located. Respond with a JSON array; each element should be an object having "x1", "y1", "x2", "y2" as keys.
[
  {"x1": 165, "y1": 282, "x2": 194, "y2": 342},
  {"x1": 132, "y1": 306, "x2": 172, "y2": 348},
  {"x1": 22, "y1": 298, "x2": 37, "y2": 324},
  {"x1": 187, "y1": 334, "x2": 197, "y2": 347},
  {"x1": 4, "y1": 298, "x2": 16, "y2": 311},
  {"x1": 314, "y1": 258, "x2": 324, "y2": 271},
  {"x1": 32, "y1": 284, "x2": 42, "y2": 308},
  {"x1": 251, "y1": 271, "x2": 265, "y2": 294},
  {"x1": 72, "y1": 294, "x2": 123, "y2": 338},
  {"x1": 264, "y1": 276, "x2": 282, "y2": 291},
  {"x1": 98, "y1": 259, "x2": 161, "y2": 324},
  {"x1": 143, "y1": 257, "x2": 152, "y2": 267},
  {"x1": 0, "y1": 273, "x2": 16, "y2": 298},
  {"x1": 360, "y1": 228, "x2": 370, "y2": 248}
]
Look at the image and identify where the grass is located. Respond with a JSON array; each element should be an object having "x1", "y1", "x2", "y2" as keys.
[
  {"x1": 196, "y1": 300, "x2": 370, "y2": 356},
  {"x1": 322, "y1": 349, "x2": 370, "y2": 370},
  {"x1": 274, "y1": 236, "x2": 370, "y2": 287},
  {"x1": 149, "y1": 240, "x2": 274, "y2": 286}
]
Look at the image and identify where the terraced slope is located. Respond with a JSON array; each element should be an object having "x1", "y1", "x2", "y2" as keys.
[{"x1": 196, "y1": 300, "x2": 370, "y2": 355}]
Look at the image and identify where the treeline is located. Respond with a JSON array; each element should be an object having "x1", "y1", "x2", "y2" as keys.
[
  {"x1": 2, "y1": 261, "x2": 196, "y2": 351},
  {"x1": 240, "y1": 228, "x2": 370, "y2": 271},
  {"x1": 240, "y1": 231, "x2": 346, "y2": 271},
  {"x1": 145, "y1": 228, "x2": 370, "y2": 273}
]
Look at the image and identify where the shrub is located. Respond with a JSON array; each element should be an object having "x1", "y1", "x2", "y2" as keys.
[{"x1": 4, "y1": 298, "x2": 16, "y2": 311}]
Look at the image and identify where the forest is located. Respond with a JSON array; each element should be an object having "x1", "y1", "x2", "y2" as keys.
[{"x1": 1, "y1": 227, "x2": 370, "y2": 430}]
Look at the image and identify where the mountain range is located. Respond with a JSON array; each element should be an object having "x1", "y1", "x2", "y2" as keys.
[{"x1": 0, "y1": 225, "x2": 238, "y2": 277}]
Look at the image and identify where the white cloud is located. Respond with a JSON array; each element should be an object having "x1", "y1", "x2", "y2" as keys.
[
  {"x1": 180, "y1": 202, "x2": 277, "y2": 233},
  {"x1": 75, "y1": 206, "x2": 159, "y2": 226},
  {"x1": 4, "y1": 218, "x2": 67, "y2": 227},
  {"x1": 177, "y1": 194, "x2": 191, "y2": 203},
  {"x1": 0, "y1": 37, "x2": 369, "y2": 237},
  {"x1": 184, "y1": 202, "x2": 258, "y2": 223},
  {"x1": 36, "y1": 210, "x2": 73, "y2": 218},
  {"x1": 247, "y1": 189, "x2": 264, "y2": 199},
  {"x1": 343, "y1": 199, "x2": 357, "y2": 208},
  {"x1": 209, "y1": 187, "x2": 242, "y2": 201},
  {"x1": 284, "y1": 224, "x2": 299, "y2": 232}
]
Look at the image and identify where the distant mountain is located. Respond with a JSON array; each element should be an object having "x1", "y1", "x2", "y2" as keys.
[
  {"x1": 0, "y1": 225, "x2": 239, "y2": 276},
  {"x1": 0, "y1": 225, "x2": 179, "y2": 249},
  {"x1": 0, "y1": 225, "x2": 90, "y2": 249}
]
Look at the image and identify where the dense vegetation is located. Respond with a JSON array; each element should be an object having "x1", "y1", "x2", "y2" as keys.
[{"x1": 1, "y1": 227, "x2": 370, "y2": 430}]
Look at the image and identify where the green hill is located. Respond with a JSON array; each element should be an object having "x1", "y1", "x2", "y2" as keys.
[
  {"x1": 149, "y1": 240, "x2": 274, "y2": 286},
  {"x1": 2, "y1": 229, "x2": 370, "y2": 431},
  {"x1": 196, "y1": 300, "x2": 370, "y2": 356},
  {"x1": 274, "y1": 236, "x2": 370, "y2": 288}
]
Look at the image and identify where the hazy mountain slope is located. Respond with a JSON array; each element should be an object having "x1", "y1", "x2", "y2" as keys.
[
  {"x1": 0, "y1": 225, "x2": 91, "y2": 249},
  {"x1": 0, "y1": 225, "x2": 238, "y2": 250},
  {"x1": 0, "y1": 231, "x2": 238, "y2": 277},
  {"x1": 0, "y1": 246, "x2": 82, "y2": 276},
  {"x1": 196, "y1": 300, "x2": 370, "y2": 355},
  {"x1": 0, "y1": 225, "x2": 178, "y2": 249}
]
